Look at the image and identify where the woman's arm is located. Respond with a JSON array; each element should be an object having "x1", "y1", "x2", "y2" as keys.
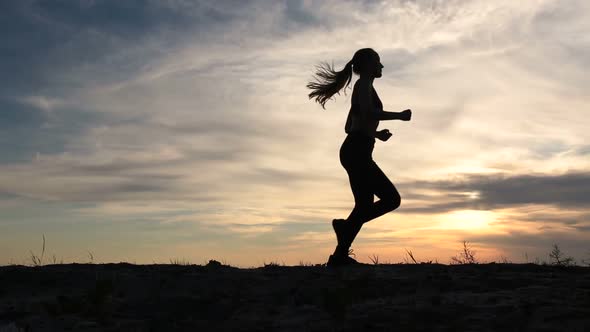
[{"x1": 372, "y1": 109, "x2": 412, "y2": 121}]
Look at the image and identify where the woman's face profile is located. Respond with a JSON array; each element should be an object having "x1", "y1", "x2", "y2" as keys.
[{"x1": 373, "y1": 54, "x2": 384, "y2": 78}]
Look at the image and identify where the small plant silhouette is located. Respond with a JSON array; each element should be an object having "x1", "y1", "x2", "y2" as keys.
[
  {"x1": 499, "y1": 255, "x2": 511, "y2": 264},
  {"x1": 169, "y1": 258, "x2": 192, "y2": 265},
  {"x1": 450, "y1": 241, "x2": 477, "y2": 264},
  {"x1": 87, "y1": 251, "x2": 95, "y2": 264},
  {"x1": 264, "y1": 260, "x2": 284, "y2": 268},
  {"x1": 30, "y1": 234, "x2": 46, "y2": 266},
  {"x1": 402, "y1": 249, "x2": 434, "y2": 264},
  {"x1": 548, "y1": 244, "x2": 575, "y2": 266},
  {"x1": 403, "y1": 249, "x2": 418, "y2": 264},
  {"x1": 368, "y1": 254, "x2": 380, "y2": 265},
  {"x1": 298, "y1": 260, "x2": 314, "y2": 266}
]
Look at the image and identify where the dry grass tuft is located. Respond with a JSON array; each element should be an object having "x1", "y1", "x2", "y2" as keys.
[{"x1": 450, "y1": 240, "x2": 478, "y2": 264}]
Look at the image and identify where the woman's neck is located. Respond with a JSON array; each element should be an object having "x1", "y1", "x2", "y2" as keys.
[{"x1": 358, "y1": 74, "x2": 375, "y2": 84}]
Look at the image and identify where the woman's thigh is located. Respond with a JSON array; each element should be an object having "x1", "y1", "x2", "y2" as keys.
[
  {"x1": 346, "y1": 163, "x2": 374, "y2": 207},
  {"x1": 367, "y1": 161, "x2": 400, "y2": 201}
]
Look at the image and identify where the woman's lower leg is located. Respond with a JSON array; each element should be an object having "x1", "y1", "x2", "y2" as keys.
[{"x1": 339, "y1": 198, "x2": 400, "y2": 254}]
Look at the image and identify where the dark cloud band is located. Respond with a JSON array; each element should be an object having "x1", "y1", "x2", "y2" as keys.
[{"x1": 401, "y1": 171, "x2": 590, "y2": 213}]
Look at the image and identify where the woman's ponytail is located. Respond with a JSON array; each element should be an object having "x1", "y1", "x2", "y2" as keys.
[{"x1": 306, "y1": 59, "x2": 354, "y2": 109}]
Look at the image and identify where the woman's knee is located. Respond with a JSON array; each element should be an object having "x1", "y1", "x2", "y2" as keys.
[{"x1": 386, "y1": 193, "x2": 401, "y2": 211}]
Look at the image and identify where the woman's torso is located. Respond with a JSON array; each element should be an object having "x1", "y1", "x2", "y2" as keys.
[{"x1": 345, "y1": 82, "x2": 382, "y2": 136}]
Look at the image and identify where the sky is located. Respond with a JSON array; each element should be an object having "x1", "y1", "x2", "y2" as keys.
[{"x1": 1, "y1": 0, "x2": 589, "y2": 267}]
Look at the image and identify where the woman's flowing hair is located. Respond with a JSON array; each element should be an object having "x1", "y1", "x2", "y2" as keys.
[
  {"x1": 306, "y1": 61, "x2": 353, "y2": 109},
  {"x1": 307, "y1": 48, "x2": 376, "y2": 109}
]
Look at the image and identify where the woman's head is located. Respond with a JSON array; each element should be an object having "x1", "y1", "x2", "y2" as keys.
[
  {"x1": 307, "y1": 48, "x2": 383, "y2": 108},
  {"x1": 350, "y1": 48, "x2": 383, "y2": 78}
]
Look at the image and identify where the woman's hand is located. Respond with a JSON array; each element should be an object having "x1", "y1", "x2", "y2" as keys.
[
  {"x1": 375, "y1": 129, "x2": 392, "y2": 142},
  {"x1": 400, "y1": 109, "x2": 412, "y2": 121}
]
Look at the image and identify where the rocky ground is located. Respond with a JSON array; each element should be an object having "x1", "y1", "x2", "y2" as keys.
[{"x1": 1, "y1": 262, "x2": 589, "y2": 331}]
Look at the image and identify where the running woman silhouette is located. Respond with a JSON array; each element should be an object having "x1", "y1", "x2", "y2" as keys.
[{"x1": 307, "y1": 48, "x2": 412, "y2": 267}]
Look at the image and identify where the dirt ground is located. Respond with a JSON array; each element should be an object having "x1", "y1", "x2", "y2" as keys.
[{"x1": 1, "y1": 262, "x2": 589, "y2": 331}]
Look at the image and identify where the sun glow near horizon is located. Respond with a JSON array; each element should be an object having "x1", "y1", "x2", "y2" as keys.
[{"x1": 438, "y1": 210, "x2": 497, "y2": 232}]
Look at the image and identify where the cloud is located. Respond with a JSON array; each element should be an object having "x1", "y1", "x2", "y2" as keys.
[
  {"x1": 453, "y1": 172, "x2": 590, "y2": 208},
  {"x1": 3, "y1": 0, "x2": 589, "y2": 205},
  {"x1": 400, "y1": 171, "x2": 590, "y2": 214}
]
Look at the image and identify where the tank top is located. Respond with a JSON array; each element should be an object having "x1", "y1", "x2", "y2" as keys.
[{"x1": 345, "y1": 87, "x2": 383, "y2": 134}]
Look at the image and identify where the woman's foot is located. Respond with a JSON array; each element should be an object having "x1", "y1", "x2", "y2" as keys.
[{"x1": 327, "y1": 249, "x2": 360, "y2": 267}]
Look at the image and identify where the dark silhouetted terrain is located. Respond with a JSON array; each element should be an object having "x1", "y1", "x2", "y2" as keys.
[{"x1": 1, "y1": 263, "x2": 589, "y2": 331}]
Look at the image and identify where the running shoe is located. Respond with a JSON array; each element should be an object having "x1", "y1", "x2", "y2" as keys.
[{"x1": 326, "y1": 249, "x2": 361, "y2": 267}]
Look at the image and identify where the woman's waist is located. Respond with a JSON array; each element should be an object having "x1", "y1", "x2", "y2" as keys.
[
  {"x1": 343, "y1": 131, "x2": 376, "y2": 148},
  {"x1": 345, "y1": 130, "x2": 375, "y2": 140},
  {"x1": 346, "y1": 113, "x2": 378, "y2": 134}
]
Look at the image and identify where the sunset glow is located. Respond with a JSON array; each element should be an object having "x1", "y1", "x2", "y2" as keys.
[{"x1": 439, "y1": 210, "x2": 495, "y2": 231}]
